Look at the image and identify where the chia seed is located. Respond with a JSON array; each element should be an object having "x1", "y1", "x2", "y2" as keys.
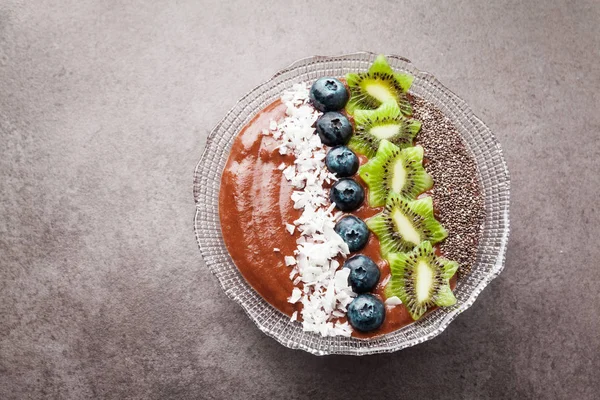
[{"x1": 412, "y1": 97, "x2": 485, "y2": 277}]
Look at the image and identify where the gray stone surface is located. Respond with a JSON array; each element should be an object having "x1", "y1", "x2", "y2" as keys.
[{"x1": 1, "y1": 0, "x2": 599, "y2": 398}]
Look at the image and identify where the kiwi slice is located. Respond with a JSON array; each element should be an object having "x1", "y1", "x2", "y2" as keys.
[
  {"x1": 345, "y1": 55, "x2": 414, "y2": 115},
  {"x1": 349, "y1": 101, "x2": 422, "y2": 159},
  {"x1": 384, "y1": 241, "x2": 458, "y2": 320},
  {"x1": 366, "y1": 194, "x2": 447, "y2": 255},
  {"x1": 359, "y1": 139, "x2": 433, "y2": 206}
]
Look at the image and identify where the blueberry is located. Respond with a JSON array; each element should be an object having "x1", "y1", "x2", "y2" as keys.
[
  {"x1": 316, "y1": 112, "x2": 353, "y2": 147},
  {"x1": 326, "y1": 146, "x2": 359, "y2": 177},
  {"x1": 309, "y1": 77, "x2": 349, "y2": 112},
  {"x1": 330, "y1": 178, "x2": 364, "y2": 212},
  {"x1": 343, "y1": 255, "x2": 380, "y2": 293},
  {"x1": 334, "y1": 215, "x2": 369, "y2": 252},
  {"x1": 347, "y1": 294, "x2": 385, "y2": 332}
]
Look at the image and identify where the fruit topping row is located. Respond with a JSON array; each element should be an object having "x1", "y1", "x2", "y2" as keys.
[
  {"x1": 306, "y1": 76, "x2": 384, "y2": 333},
  {"x1": 308, "y1": 55, "x2": 461, "y2": 331},
  {"x1": 348, "y1": 55, "x2": 460, "y2": 322}
]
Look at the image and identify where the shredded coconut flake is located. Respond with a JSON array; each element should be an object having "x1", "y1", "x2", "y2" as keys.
[
  {"x1": 263, "y1": 83, "x2": 355, "y2": 337},
  {"x1": 385, "y1": 296, "x2": 403, "y2": 306},
  {"x1": 285, "y1": 223, "x2": 295, "y2": 235},
  {"x1": 288, "y1": 287, "x2": 302, "y2": 304},
  {"x1": 273, "y1": 248, "x2": 280, "y2": 253},
  {"x1": 284, "y1": 256, "x2": 297, "y2": 266}
]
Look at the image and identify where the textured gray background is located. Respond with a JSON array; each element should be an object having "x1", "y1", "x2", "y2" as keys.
[{"x1": 1, "y1": 0, "x2": 599, "y2": 399}]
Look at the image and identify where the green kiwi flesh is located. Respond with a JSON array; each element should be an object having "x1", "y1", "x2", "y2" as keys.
[
  {"x1": 345, "y1": 55, "x2": 415, "y2": 115},
  {"x1": 366, "y1": 195, "x2": 447, "y2": 256},
  {"x1": 349, "y1": 101, "x2": 422, "y2": 159},
  {"x1": 359, "y1": 139, "x2": 433, "y2": 207},
  {"x1": 384, "y1": 241, "x2": 458, "y2": 320}
]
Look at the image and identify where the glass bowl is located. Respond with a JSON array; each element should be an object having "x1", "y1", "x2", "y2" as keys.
[{"x1": 193, "y1": 52, "x2": 510, "y2": 356}]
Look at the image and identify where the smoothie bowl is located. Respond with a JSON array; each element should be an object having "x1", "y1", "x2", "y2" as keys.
[{"x1": 193, "y1": 53, "x2": 510, "y2": 355}]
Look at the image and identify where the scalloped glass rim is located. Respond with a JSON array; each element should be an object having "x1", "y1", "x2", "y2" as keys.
[{"x1": 193, "y1": 52, "x2": 510, "y2": 356}]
